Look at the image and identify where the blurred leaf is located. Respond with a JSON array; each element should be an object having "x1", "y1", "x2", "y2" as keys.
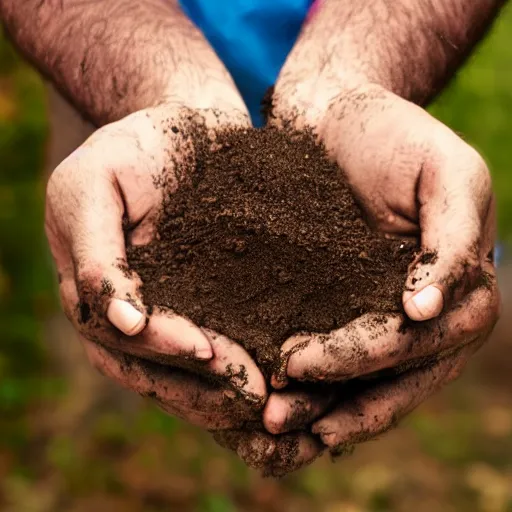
[
  {"x1": 46, "y1": 436, "x2": 78, "y2": 473},
  {"x1": 198, "y1": 493, "x2": 237, "y2": 512},
  {"x1": 135, "y1": 407, "x2": 180, "y2": 438},
  {"x1": 93, "y1": 413, "x2": 131, "y2": 452}
]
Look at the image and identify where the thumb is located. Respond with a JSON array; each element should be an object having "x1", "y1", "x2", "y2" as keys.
[
  {"x1": 107, "y1": 297, "x2": 145, "y2": 336},
  {"x1": 63, "y1": 156, "x2": 148, "y2": 335},
  {"x1": 48, "y1": 147, "x2": 212, "y2": 357},
  {"x1": 70, "y1": 179, "x2": 213, "y2": 357},
  {"x1": 403, "y1": 144, "x2": 493, "y2": 321}
]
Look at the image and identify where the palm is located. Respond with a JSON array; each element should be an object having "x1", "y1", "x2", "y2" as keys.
[
  {"x1": 249, "y1": 83, "x2": 499, "y2": 472},
  {"x1": 317, "y1": 88, "x2": 471, "y2": 239},
  {"x1": 46, "y1": 105, "x2": 269, "y2": 433}
]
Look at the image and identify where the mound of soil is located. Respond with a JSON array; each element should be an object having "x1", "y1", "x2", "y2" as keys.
[{"x1": 127, "y1": 126, "x2": 416, "y2": 378}]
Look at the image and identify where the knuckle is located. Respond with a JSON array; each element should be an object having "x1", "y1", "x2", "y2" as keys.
[
  {"x1": 472, "y1": 150, "x2": 491, "y2": 181},
  {"x1": 47, "y1": 158, "x2": 83, "y2": 205},
  {"x1": 76, "y1": 264, "x2": 107, "y2": 291},
  {"x1": 456, "y1": 142, "x2": 490, "y2": 180},
  {"x1": 46, "y1": 163, "x2": 67, "y2": 200},
  {"x1": 466, "y1": 149, "x2": 493, "y2": 200}
]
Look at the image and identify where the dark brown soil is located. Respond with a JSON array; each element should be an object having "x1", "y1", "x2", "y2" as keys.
[{"x1": 127, "y1": 126, "x2": 416, "y2": 378}]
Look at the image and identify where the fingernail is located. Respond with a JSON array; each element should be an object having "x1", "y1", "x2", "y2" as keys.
[
  {"x1": 107, "y1": 299, "x2": 146, "y2": 336},
  {"x1": 194, "y1": 329, "x2": 214, "y2": 360},
  {"x1": 196, "y1": 346, "x2": 213, "y2": 360},
  {"x1": 404, "y1": 285, "x2": 444, "y2": 321}
]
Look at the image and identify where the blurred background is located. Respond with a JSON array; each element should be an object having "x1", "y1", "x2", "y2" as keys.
[{"x1": 2, "y1": 7, "x2": 512, "y2": 512}]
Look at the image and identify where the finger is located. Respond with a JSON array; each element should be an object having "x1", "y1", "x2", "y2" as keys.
[
  {"x1": 265, "y1": 432, "x2": 324, "y2": 477},
  {"x1": 312, "y1": 340, "x2": 481, "y2": 452},
  {"x1": 212, "y1": 430, "x2": 277, "y2": 470},
  {"x1": 82, "y1": 338, "x2": 257, "y2": 430},
  {"x1": 49, "y1": 146, "x2": 148, "y2": 335},
  {"x1": 47, "y1": 136, "x2": 213, "y2": 359},
  {"x1": 213, "y1": 430, "x2": 324, "y2": 476},
  {"x1": 49, "y1": 148, "x2": 212, "y2": 360},
  {"x1": 403, "y1": 142, "x2": 494, "y2": 321},
  {"x1": 201, "y1": 329, "x2": 267, "y2": 407},
  {"x1": 59, "y1": 278, "x2": 213, "y2": 362},
  {"x1": 263, "y1": 387, "x2": 337, "y2": 434},
  {"x1": 62, "y1": 277, "x2": 267, "y2": 406},
  {"x1": 277, "y1": 270, "x2": 498, "y2": 383}
]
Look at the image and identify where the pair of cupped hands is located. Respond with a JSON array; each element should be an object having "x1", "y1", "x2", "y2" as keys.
[{"x1": 46, "y1": 80, "x2": 499, "y2": 476}]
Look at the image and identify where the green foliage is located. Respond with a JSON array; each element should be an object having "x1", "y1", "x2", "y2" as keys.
[
  {"x1": 198, "y1": 493, "x2": 237, "y2": 512},
  {"x1": 408, "y1": 412, "x2": 478, "y2": 466},
  {"x1": 0, "y1": 28, "x2": 54, "y2": 448},
  {"x1": 135, "y1": 406, "x2": 181, "y2": 437}
]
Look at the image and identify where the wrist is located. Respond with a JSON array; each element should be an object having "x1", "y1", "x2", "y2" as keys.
[
  {"x1": 272, "y1": 69, "x2": 388, "y2": 131},
  {"x1": 130, "y1": 96, "x2": 249, "y2": 152},
  {"x1": 162, "y1": 85, "x2": 248, "y2": 119}
]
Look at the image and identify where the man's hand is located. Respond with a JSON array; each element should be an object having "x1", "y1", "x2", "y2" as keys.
[
  {"x1": 228, "y1": 77, "x2": 501, "y2": 477},
  {"x1": 2, "y1": 0, "x2": 274, "y2": 438},
  {"x1": 253, "y1": 0, "x2": 505, "y2": 465},
  {"x1": 46, "y1": 104, "x2": 268, "y2": 430},
  {"x1": 264, "y1": 82, "x2": 500, "y2": 455},
  {"x1": 274, "y1": 83, "x2": 498, "y2": 325}
]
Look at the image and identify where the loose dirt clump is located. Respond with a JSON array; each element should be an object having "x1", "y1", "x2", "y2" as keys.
[{"x1": 127, "y1": 125, "x2": 416, "y2": 378}]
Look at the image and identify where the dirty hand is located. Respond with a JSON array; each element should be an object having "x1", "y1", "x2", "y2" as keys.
[
  {"x1": 213, "y1": 415, "x2": 324, "y2": 477},
  {"x1": 45, "y1": 104, "x2": 268, "y2": 429},
  {"x1": 260, "y1": 82, "x2": 500, "y2": 457}
]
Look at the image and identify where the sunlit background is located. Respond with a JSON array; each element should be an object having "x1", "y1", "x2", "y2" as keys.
[{"x1": 1, "y1": 7, "x2": 512, "y2": 512}]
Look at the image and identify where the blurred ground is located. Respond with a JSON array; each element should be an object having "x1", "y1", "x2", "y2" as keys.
[{"x1": 2, "y1": 7, "x2": 512, "y2": 512}]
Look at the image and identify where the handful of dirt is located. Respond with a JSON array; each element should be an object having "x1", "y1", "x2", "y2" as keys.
[{"x1": 127, "y1": 125, "x2": 416, "y2": 378}]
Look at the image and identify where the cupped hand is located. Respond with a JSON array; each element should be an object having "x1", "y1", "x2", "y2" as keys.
[
  {"x1": 45, "y1": 104, "x2": 267, "y2": 429},
  {"x1": 260, "y1": 82, "x2": 500, "y2": 456}
]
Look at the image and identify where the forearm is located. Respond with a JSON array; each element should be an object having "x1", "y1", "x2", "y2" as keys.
[
  {"x1": 0, "y1": 0, "x2": 243, "y2": 126},
  {"x1": 276, "y1": 0, "x2": 507, "y2": 111}
]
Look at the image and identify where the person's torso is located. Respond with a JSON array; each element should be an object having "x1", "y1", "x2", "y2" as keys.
[{"x1": 179, "y1": 0, "x2": 315, "y2": 125}]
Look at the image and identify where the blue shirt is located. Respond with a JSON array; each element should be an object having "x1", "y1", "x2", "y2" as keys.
[{"x1": 179, "y1": 0, "x2": 313, "y2": 126}]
